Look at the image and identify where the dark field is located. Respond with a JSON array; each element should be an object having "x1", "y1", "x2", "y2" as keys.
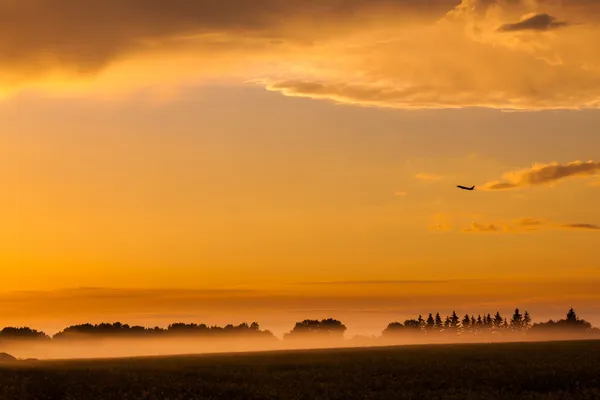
[{"x1": 2, "y1": 340, "x2": 600, "y2": 400}]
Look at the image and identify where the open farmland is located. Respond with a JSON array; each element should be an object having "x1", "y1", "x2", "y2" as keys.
[{"x1": 1, "y1": 340, "x2": 600, "y2": 400}]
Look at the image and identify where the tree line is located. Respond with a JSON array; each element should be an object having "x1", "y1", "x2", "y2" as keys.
[
  {"x1": 0, "y1": 309, "x2": 597, "y2": 343},
  {"x1": 382, "y1": 308, "x2": 598, "y2": 338}
]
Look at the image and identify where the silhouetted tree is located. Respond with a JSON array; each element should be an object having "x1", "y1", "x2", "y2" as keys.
[
  {"x1": 284, "y1": 318, "x2": 346, "y2": 340},
  {"x1": 566, "y1": 308, "x2": 577, "y2": 323},
  {"x1": 426, "y1": 313, "x2": 435, "y2": 331},
  {"x1": 417, "y1": 315, "x2": 425, "y2": 330},
  {"x1": 530, "y1": 308, "x2": 593, "y2": 335},
  {"x1": 493, "y1": 312, "x2": 503, "y2": 329},
  {"x1": 0, "y1": 327, "x2": 50, "y2": 341},
  {"x1": 404, "y1": 319, "x2": 422, "y2": 330},
  {"x1": 510, "y1": 308, "x2": 523, "y2": 331},
  {"x1": 476, "y1": 315, "x2": 483, "y2": 333},
  {"x1": 450, "y1": 311, "x2": 460, "y2": 331},
  {"x1": 434, "y1": 313, "x2": 443, "y2": 331},
  {"x1": 523, "y1": 311, "x2": 532, "y2": 330},
  {"x1": 382, "y1": 322, "x2": 404, "y2": 337},
  {"x1": 486, "y1": 314, "x2": 493, "y2": 329},
  {"x1": 462, "y1": 314, "x2": 471, "y2": 333},
  {"x1": 443, "y1": 316, "x2": 451, "y2": 330},
  {"x1": 53, "y1": 322, "x2": 274, "y2": 340}
]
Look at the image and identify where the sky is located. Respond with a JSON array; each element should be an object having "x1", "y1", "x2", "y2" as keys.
[{"x1": 1, "y1": 0, "x2": 600, "y2": 337}]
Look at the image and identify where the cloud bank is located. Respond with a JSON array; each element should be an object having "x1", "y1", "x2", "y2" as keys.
[
  {"x1": 1, "y1": 0, "x2": 600, "y2": 109},
  {"x1": 482, "y1": 160, "x2": 600, "y2": 190}
]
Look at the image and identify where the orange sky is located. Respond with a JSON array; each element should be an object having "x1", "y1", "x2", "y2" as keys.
[{"x1": 1, "y1": 0, "x2": 600, "y2": 336}]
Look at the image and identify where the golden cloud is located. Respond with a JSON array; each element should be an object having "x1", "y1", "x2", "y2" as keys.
[
  {"x1": 462, "y1": 217, "x2": 600, "y2": 233},
  {"x1": 481, "y1": 160, "x2": 600, "y2": 190},
  {"x1": 1, "y1": 0, "x2": 600, "y2": 109},
  {"x1": 463, "y1": 223, "x2": 502, "y2": 233}
]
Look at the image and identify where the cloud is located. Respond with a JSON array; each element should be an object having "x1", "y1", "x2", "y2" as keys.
[
  {"x1": 1, "y1": 0, "x2": 600, "y2": 110},
  {"x1": 561, "y1": 223, "x2": 600, "y2": 230},
  {"x1": 415, "y1": 173, "x2": 444, "y2": 181},
  {"x1": 518, "y1": 217, "x2": 544, "y2": 227},
  {"x1": 461, "y1": 217, "x2": 600, "y2": 233},
  {"x1": 294, "y1": 280, "x2": 452, "y2": 286},
  {"x1": 264, "y1": 0, "x2": 600, "y2": 110},
  {"x1": 463, "y1": 223, "x2": 501, "y2": 233},
  {"x1": 498, "y1": 13, "x2": 568, "y2": 32},
  {"x1": 429, "y1": 223, "x2": 452, "y2": 232},
  {"x1": 482, "y1": 160, "x2": 600, "y2": 190}
]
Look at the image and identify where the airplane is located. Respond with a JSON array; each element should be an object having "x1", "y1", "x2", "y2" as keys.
[{"x1": 457, "y1": 185, "x2": 475, "y2": 191}]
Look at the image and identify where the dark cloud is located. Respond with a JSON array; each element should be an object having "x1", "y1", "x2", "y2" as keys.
[
  {"x1": 460, "y1": 218, "x2": 600, "y2": 234},
  {"x1": 0, "y1": 0, "x2": 458, "y2": 82},
  {"x1": 483, "y1": 161, "x2": 600, "y2": 190},
  {"x1": 2, "y1": 0, "x2": 600, "y2": 110},
  {"x1": 498, "y1": 13, "x2": 568, "y2": 32},
  {"x1": 294, "y1": 280, "x2": 452, "y2": 286},
  {"x1": 562, "y1": 223, "x2": 600, "y2": 230}
]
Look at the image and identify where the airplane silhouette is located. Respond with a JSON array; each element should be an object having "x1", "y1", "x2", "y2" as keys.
[{"x1": 457, "y1": 185, "x2": 475, "y2": 191}]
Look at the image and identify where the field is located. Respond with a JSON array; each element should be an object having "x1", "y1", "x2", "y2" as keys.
[{"x1": 1, "y1": 340, "x2": 600, "y2": 399}]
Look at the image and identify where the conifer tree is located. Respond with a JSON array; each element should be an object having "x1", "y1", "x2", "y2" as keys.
[
  {"x1": 426, "y1": 313, "x2": 435, "y2": 331},
  {"x1": 493, "y1": 312, "x2": 503, "y2": 328},
  {"x1": 434, "y1": 313, "x2": 443, "y2": 331},
  {"x1": 566, "y1": 308, "x2": 577, "y2": 323},
  {"x1": 523, "y1": 311, "x2": 531, "y2": 330},
  {"x1": 511, "y1": 308, "x2": 523, "y2": 331},
  {"x1": 462, "y1": 314, "x2": 471, "y2": 333},
  {"x1": 450, "y1": 311, "x2": 460, "y2": 330}
]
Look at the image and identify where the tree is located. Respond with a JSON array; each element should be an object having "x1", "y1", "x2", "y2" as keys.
[
  {"x1": 493, "y1": 312, "x2": 503, "y2": 328},
  {"x1": 444, "y1": 316, "x2": 451, "y2": 330},
  {"x1": 450, "y1": 311, "x2": 460, "y2": 330},
  {"x1": 426, "y1": 313, "x2": 435, "y2": 331},
  {"x1": 510, "y1": 308, "x2": 523, "y2": 331},
  {"x1": 319, "y1": 318, "x2": 347, "y2": 336},
  {"x1": 566, "y1": 308, "x2": 578, "y2": 323},
  {"x1": 418, "y1": 315, "x2": 425, "y2": 330},
  {"x1": 382, "y1": 322, "x2": 404, "y2": 337},
  {"x1": 404, "y1": 319, "x2": 422, "y2": 330},
  {"x1": 462, "y1": 314, "x2": 471, "y2": 333},
  {"x1": 523, "y1": 311, "x2": 532, "y2": 330},
  {"x1": 434, "y1": 313, "x2": 443, "y2": 331},
  {"x1": 284, "y1": 318, "x2": 347, "y2": 339},
  {"x1": 0, "y1": 327, "x2": 50, "y2": 341}
]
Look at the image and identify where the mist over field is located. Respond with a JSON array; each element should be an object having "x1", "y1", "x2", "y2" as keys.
[{"x1": 2, "y1": 317, "x2": 598, "y2": 361}]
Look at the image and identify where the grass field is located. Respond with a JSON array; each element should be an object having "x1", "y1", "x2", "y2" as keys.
[{"x1": 1, "y1": 340, "x2": 600, "y2": 399}]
